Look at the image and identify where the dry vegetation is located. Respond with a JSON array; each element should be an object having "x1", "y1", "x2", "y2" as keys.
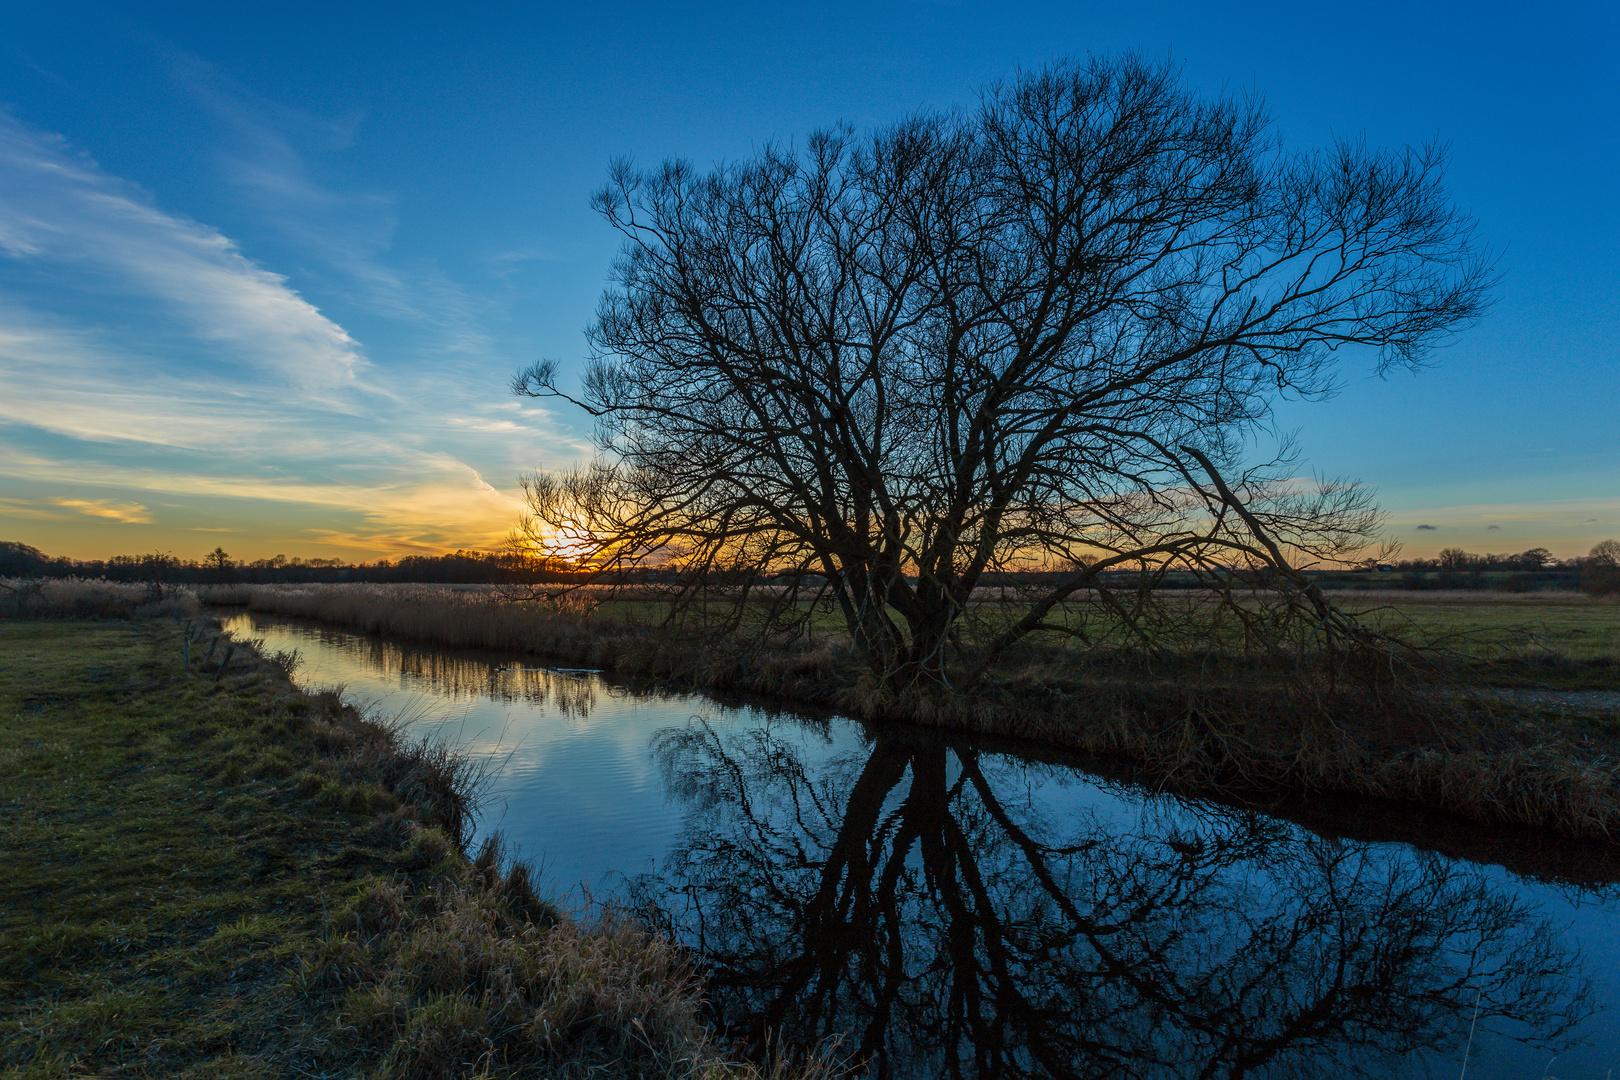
[
  {"x1": 0, "y1": 577, "x2": 203, "y2": 621},
  {"x1": 0, "y1": 597, "x2": 837, "y2": 1079},
  {"x1": 187, "y1": 581, "x2": 1620, "y2": 845}
]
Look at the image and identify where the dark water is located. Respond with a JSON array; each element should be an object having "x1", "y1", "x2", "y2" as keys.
[{"x1": 222, "y1": 612, "x2": 1620, "y2": 1078}]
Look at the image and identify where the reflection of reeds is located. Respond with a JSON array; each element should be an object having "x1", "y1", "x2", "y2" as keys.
[
  {"x1": 270, "y1": 617, "x2": 626, "y2": 718},
  {"x1": 218, "y1": 583, "x2": 1620, "y2": 842}
]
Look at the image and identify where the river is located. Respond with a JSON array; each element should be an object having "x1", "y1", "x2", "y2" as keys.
[{"x1": 222, "y1": 611, "x2": 1620, "y2": 1078}]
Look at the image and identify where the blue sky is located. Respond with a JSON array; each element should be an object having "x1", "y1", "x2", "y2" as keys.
[{"x1": 1, "y1": 0, "x2": 1615, "y2": 562}]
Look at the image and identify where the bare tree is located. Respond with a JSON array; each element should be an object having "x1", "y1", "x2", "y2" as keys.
[
  {"x1": 1437, "y1": 547, "x2": 1471, "y2": 571},
  {"x1": 1582, "y1": 539, "x2": 1620, "y2": 596},
  {"x1": 512, "y1": 55, "x2": 1489, "y2": 690}
]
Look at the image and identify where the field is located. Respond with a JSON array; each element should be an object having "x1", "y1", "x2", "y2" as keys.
[
  {"x1": 1320, "y1": 591, "x2": 1620, "y2": 693},
  {"x1": 1330, "y1": 591, "x2": 1618, "y2": 659},
  {"x1": 575, "y1": 586, "x2": 1620, "y2": 689}
]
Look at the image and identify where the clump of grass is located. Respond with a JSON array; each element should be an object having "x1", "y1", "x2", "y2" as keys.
[
  {"x1": 0, "y1": 614, "x2": 833, "y2": 1079},
  {"x1": 196, "y1": 583, "x2": 255, "y2": 605}
]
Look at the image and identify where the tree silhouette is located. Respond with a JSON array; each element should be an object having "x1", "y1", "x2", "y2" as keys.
[{"x1": 514, "y1": 54, "x2": 1490, "y2": 690}]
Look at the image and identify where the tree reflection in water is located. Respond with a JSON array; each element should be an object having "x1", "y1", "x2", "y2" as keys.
[{"x1": 630, "y1": 722, "x2": 1593, "y2": 1079}]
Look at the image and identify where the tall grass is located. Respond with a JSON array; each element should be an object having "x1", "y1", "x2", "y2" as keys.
[
  {"x1": 220, "y1": 582, "x2": 849, "y2": 702},
  {"x1": 2, "y1": 576, "x2": 201, "y2": 619}
]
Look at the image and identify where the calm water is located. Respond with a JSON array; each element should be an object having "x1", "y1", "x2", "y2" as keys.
[{"x1": 222, "y1": 612, "x2": 1620, "y2": 1078}]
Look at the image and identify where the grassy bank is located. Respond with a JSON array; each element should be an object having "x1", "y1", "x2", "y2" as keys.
[
  {"x1": 200, "y1": 582, "x2": 1620, "y2": 844},
  {"x1": 0, "y1": 615, "x2": 825, "y2": 1079}
]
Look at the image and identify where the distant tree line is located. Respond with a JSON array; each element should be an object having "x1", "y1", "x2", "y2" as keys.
[
  {"x1": 1393, "y1": 547, "x2": 1561, "y2": 572},
  {"x1": 0, "y1": 541, "x2": 572, "y2": 585},
  {"x1": 4, "y1": 537, "x2": 1616, "y2": 596},
  {"x1": 1315, "y1": 543, "x2": 1619, "y2": 595}
]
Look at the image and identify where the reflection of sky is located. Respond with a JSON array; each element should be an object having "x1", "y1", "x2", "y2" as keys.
[
  {"x1": 991, "y1": 768, "x2": 1620, "y2": 1077},
  {"x1": 1481, "y1": 876, "x2": 1620, "y2": 1078},
  {"x1": 225, "y1": 613, "x2": 863, "y2": 902},
  {"x1": 229, "y1": 612, "x2": 1620, "y2": 1077}
]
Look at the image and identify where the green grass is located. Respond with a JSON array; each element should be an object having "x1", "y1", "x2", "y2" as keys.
[
  {"x1": 1, "y1": 621, "x2": 339, "y2": 1075},
  {"x1": 0, "y1": 619, "x2": 813, "y2": 1080},
  {"x1": 1338, "y1": 594, "x2": 1620, "y2": 660},
  {"x1": 1330, "y1": 593, "x2": 1620, "y2": 689}
]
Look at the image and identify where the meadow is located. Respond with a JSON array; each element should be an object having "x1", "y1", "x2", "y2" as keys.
[
  {"x1": 1330, "y1": 590, "x2": 1620, "y2": 666},
  {"x1": 187, "y1": 580, "x2": 1620, "y2": 687}
]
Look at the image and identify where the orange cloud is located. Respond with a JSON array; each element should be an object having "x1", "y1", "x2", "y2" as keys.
[{"x1": 53, "y1": 498, "x2": 153, "y2": 524}]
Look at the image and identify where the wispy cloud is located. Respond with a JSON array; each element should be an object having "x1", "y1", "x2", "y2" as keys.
[
  {"x1": 167, "y1": 53, "x2": 493, "y2": 354},
  {"x1": 0, "y1": 443, "x2": 524, "y2": 550},
  {"x1": 0, "y1": 496, "x2": 68, "y2": 521},
  {"x1": 54, "y1": 498, "x2": 153, "y2": 524},
  {"x1": 0, "y1": 112, "x2": 366, "y2": 393}
]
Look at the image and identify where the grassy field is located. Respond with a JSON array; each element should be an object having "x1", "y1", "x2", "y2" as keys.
[
  {"x1": 0, "y1": 618, "x2": 819, "y2": 1079},
  {"x1": 587, "y1": 587, "x2": 1620, "y2": 664},
  {"x1": 1320, "y1": 592, "x2": 1619, "y2": 690},
  {"x1": 1331, "y1": 592, "x2": 1619, "y2": 660}
]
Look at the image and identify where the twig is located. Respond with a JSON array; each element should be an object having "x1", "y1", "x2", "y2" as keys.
[{"x1": 1459, "y1": 987, "x2": 1482, "y2": 1079}]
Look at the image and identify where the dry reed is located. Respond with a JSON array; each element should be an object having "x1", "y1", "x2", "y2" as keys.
[{"x1": 1, "y1": 576, "x2": 201, "y2": 620}]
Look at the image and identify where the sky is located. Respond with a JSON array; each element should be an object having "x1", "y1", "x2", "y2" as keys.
[{"x1": 0, "y1": 1, "x2": 1615, "y2": 563}]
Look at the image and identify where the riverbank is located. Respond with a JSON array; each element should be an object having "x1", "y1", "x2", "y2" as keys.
[
  {"x1": 0, "y1": 615, "x2": 825, "y2": 1079},
  {"x1": 195, "y1": 582, "x2": 1620, "y2": 844}
]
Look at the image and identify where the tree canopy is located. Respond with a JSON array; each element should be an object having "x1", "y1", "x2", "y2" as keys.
[{"x1": 512, "y1": 55, "x2": 1490, "y2": 689}]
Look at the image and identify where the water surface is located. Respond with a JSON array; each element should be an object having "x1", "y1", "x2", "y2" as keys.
[{"x1": 223, "y1": 612, "x2": 1620, "y2": 1078}]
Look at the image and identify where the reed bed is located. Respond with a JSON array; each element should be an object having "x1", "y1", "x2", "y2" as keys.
[
  {"x1": 1, "y1": 576, "x2": 201, "y2": 620},
  {"x1": 211, "y1": 582, "x2": 1620, "y2": 844}
]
